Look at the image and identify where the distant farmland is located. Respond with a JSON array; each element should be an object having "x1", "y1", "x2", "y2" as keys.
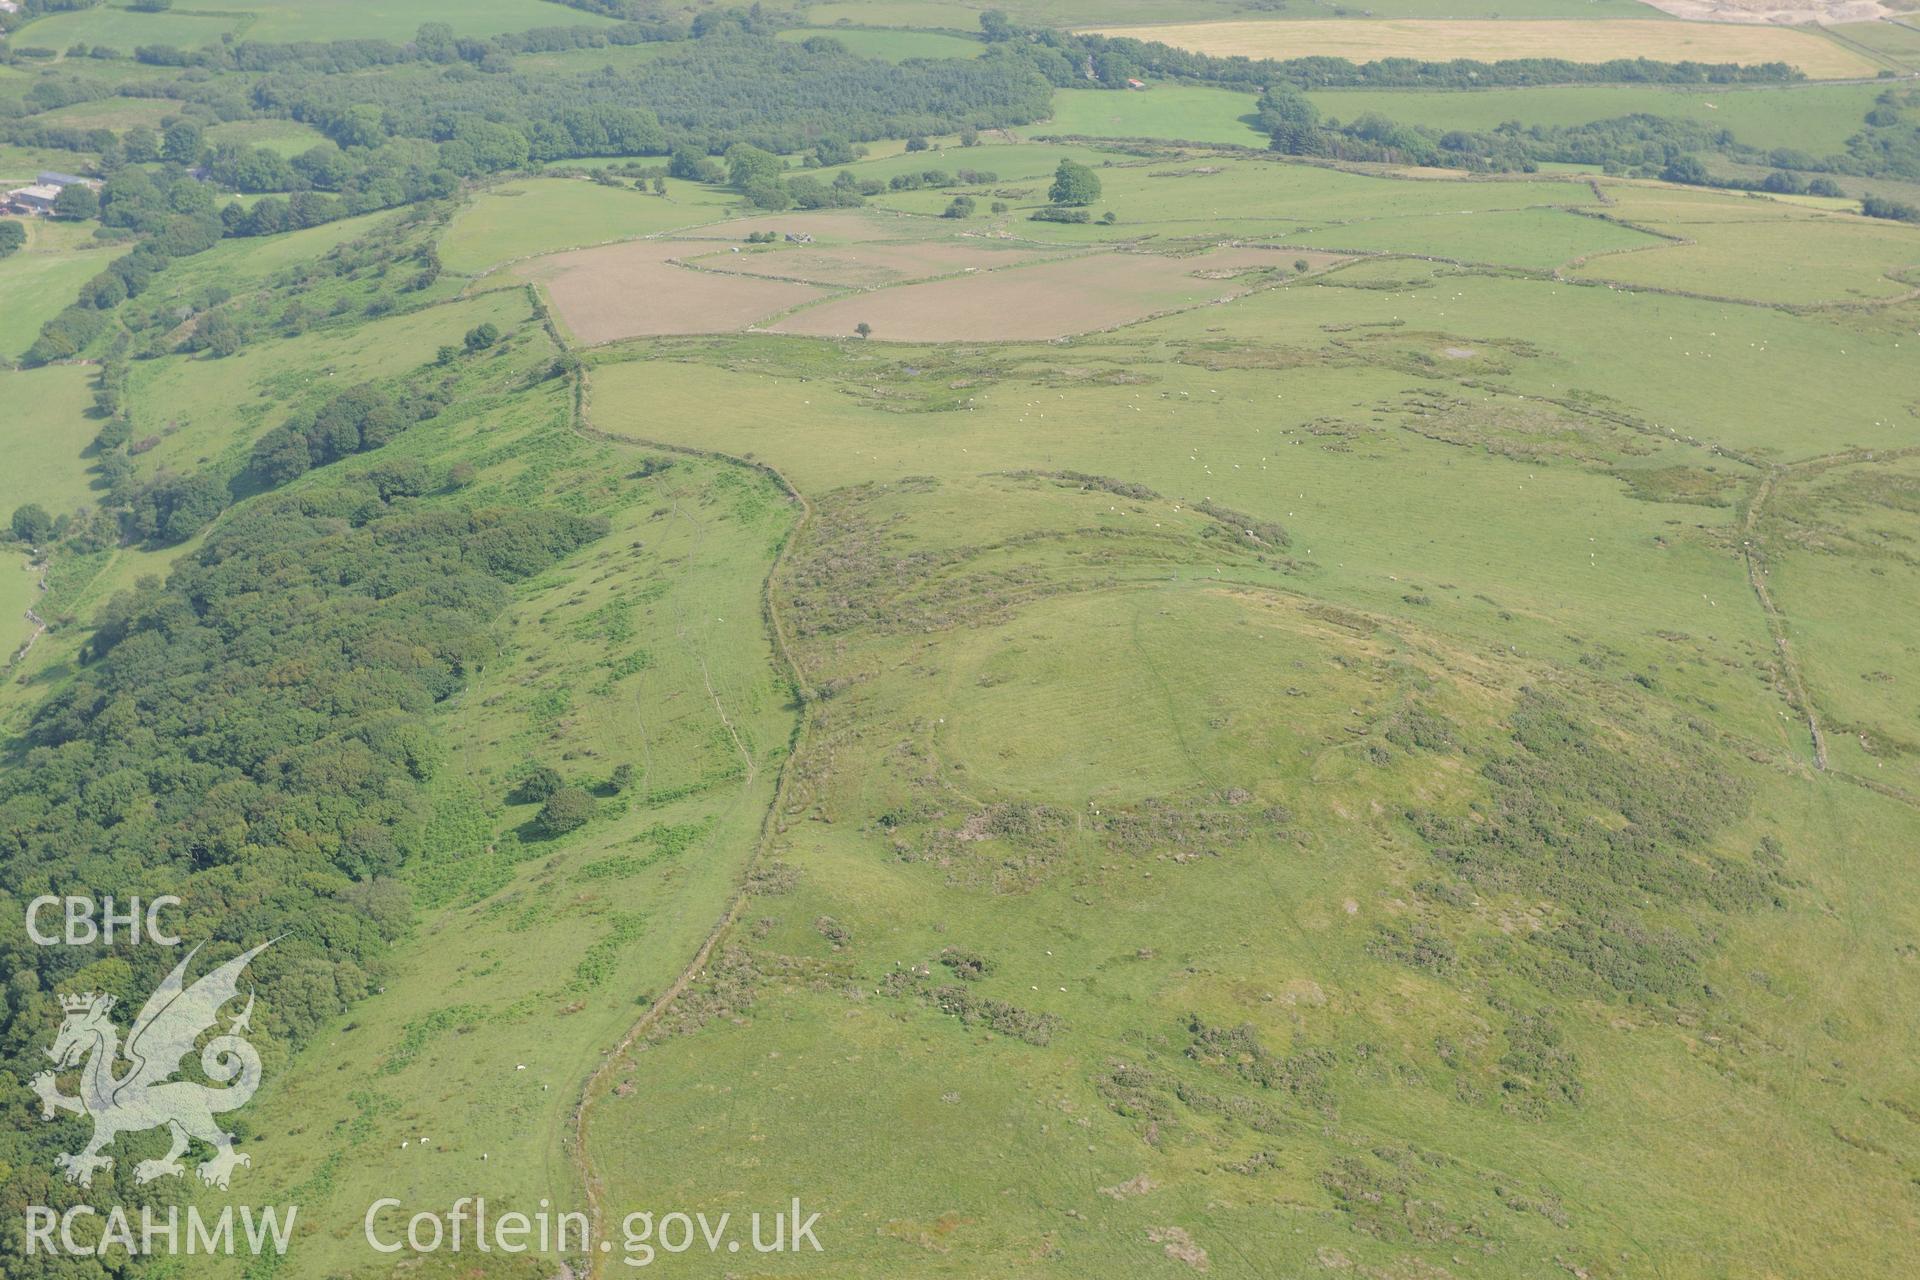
[{"x1": 1082, "y1": 19, "x2": 1882, "y2": 79}]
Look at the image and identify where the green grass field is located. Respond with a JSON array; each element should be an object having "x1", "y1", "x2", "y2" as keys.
[
  {"x1": 859, "y1": 152, "x2": 1607, "y2": 248},
  {"x1": 0, "y1": 225, "x2": 116, "y2": 360},
  {"x1": 776, "y1": 25, "x2": 985, "y2": 58},
  {"x1": 440, "y1": 178, "x2": 740, "y2": 274},
  {"x1": 13, "y1": 5, "x2": 243, "y2": 52},
  {"x1": 203, "y1": 119, "x2": 331, "y2": 156},
  {"x1": 225, "y1": 0, "x2": 620, "y2": 41},
  {"x1": 1040, "y1": 86, "x2": 1267, "y2": 146},
  {"x1": 1307, "y1": 82, "x2": 1889, "y2": 158},
  {"x1": 1567, "y1": 192, "x2": 1920, "y2": 304},
  {"x1": 508, "y1": 41, "x2": 683, "y2": 76},
  {"x1": 1037, "y1": 81, "x2": 1885, "y2": 156},
  {"x1": 1283, "y1": 204, "x2": 1663, "y2": 267},
  {"x1": 32, "y1": 96, "x2": 182, "y2": 133},
  {"x1": 1826, "y1": 18, "x2": 1920, "y2": 72},
  {"x1": 0, "y1": 364, "x2": 105, "y2": 522},
  {"x1": 11, "y1": 0, "x2": 625, "y2": 48},
  {"x1": 0, "y1": 362, "x2": 107, "y2": 685}
]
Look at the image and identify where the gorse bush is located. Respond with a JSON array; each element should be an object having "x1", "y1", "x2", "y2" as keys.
[{"x1": 1410, "y1": 693, "x2": 1766, "y2": 1001}]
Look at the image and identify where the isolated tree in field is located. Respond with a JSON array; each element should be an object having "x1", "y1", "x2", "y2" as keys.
[
  {"x1": 1294, "y1": 258, "x2": 1309, "y2": 272},
  {"x1": 1049, "y1": 159, "x2": 1101, "y2": 207},
  {"x1": 855, "y1": 322, "x2": 873, "y2": 339},
  {"x1": 538, "y1": 786, "x2": 595, "y2": 835},
  {"x1": 905, "y1": 135, "x2": 930, "y2": 153},
  {"x1": 53, "y1": 184, "x2": 98, "y2": 221},
  {"x1": 465, "y1": 322, "x2": 500, "y2": 352},
  {"x1": 11, "y1": 504, "x2": 53, "y2": 545},
  {"x1": 944, "y1": 194, "x2": 976, "y2": 218}
]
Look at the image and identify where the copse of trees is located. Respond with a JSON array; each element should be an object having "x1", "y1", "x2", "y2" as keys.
[
  {"x1": 1861, "y1": 193, "x2": 1920, "y2": 223},
  {"x1": 247, "y1": 383, "x2": 441, "y2": 493},
  {"x1": 0, "y1": 220, "x2": 25, "y2": 258}
]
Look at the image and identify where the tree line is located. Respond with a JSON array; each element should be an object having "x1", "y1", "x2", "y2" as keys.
[
  {"x1": 980, "y1": 12, "x2": 1802, "y2": 92},
  {"x1": 1255, "y1": 82, "x2": 1920, "y2": 193}
]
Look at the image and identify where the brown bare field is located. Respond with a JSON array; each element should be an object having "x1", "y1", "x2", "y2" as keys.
[
  {"x1": 515, "y1": 241, "x2": 829, "y2": 344},
  {"x1": 684, "y1": 242, "x2": 1063, "y2": 289},
  {"x1": 667, "y1": 211, "x2": 919, "y2": 244},
  {"x1": 769, "y1": 247, "x2": 1333, "y2": 342},
  {"x1": 1082, "y1": 19, "x2": 1880, "y2": 78}
]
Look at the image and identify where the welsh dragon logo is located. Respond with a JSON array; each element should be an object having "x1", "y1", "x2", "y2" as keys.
[{"x1": 31, "y1": 940, "x2": 272, "y2": 1190}]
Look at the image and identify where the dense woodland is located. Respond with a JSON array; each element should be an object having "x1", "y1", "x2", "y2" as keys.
[{"x1": 0, "y1": 481, "x2": 606, "y2": 1242}]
